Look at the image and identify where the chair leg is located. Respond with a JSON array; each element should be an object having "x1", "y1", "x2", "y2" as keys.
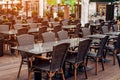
[
  {"x1": 113, "y1": 50, "x2": 117, "y2": 65},
  {"x1": 83, "y1": 65, "x2": 88, "y2": 79},
  {"x1": 101, "y1": 58, "x2": 104, "y2": 71},
  {"x1": 74, "y1": 64, "x2": 77, "y2": 80},
  {"x1": 28, "y1": 71, "x2": 32, "y2": 80},
  {"x1": 48, "y1": 72, "x2": 54, "y2": 80},
  {"x1": 86, "y1": 56, "x2": 89, "y2": 66},
  {"x1": 95, "y1": 58, "x2": 98, "y2": 75},
  {"x1": 60, "y1": 68, "x2": 65, "y2": 80},
  {"x1": 17, "y1": 60, "x2": 23, "y2": 78}
]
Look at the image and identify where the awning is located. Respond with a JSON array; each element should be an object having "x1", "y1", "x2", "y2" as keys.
[{"x1": 90, "y1": 0, "x2": 119, "y2": 2}]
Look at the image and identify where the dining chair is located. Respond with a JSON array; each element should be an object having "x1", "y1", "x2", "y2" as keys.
[
  {"x1": 106, "y1": 34, "x2": 120, "y2": 65},
  {"x1": 9, "y1": 27, "x2": 29, "y2": 55},
  {"x1": 17, "y1": 28, "x2": 28, "y2": 35},
  {"x1": 28, "y1": 43, "x2": 70, "y2": 80},
  {"x1": 42, "y1": 31, "x2": 56, "y2": 42},
  {"x1": 112, "y1": 24, "x2": 119, "y2": 32},
  {"x1": 41, "y1": 21, "x2": 49, "y2": 27},
  {"x1": 37, "y1": 27, "x2": 47, "y2": 41},
  {"x1": 85, "y1": 23, "x2": 90, "y2": 28},
  {"x1": 74, "y1": 23, "x2": 82, "y2": 37},
  {"x1": 82, "y1": 27, "x2": 91, "y2": 37},
  {"x1": 101, "y1": 25, "x2": 109, "y2": 34},
  {"x1": 53, "y1": 25, "x2": 62, "y2": 38},
  {"x1": 86, "y1": 36, "x2": 109, "y2": 75},
  {"x1": 0, "y1": 25, "x2": 10, "y2": 52},
  {"x1": 57, "y1": 30, "x2": 68, "y2": 40},
  {"x1": 65, "y1": 39, "x2": 92, "y2": 80},
  {"x1": 16, "y1": 34, "x2": 35, "y2": 79}
]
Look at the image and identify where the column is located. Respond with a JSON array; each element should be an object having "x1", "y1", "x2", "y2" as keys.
[
  {"x1": 81, "y1": 0, "x2": 89, "y2": 27},
  {"x1": 39, "y1": 0, "x2": 44, "y2": 17}
]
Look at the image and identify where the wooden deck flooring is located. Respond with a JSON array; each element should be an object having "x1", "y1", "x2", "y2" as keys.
[{"x1": 0, "y1": 54, "x2": 120, "y2": 80}]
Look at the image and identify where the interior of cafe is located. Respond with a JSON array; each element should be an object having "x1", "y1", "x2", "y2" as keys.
[{"x1": 0, "y1": 0, "x2": 120, "y2": 80}]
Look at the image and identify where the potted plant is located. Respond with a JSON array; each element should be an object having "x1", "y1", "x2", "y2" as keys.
[
  {"x1": 32, "y1": 10, "x2": 38, "y2": 18},
  {"x1": 57, "y1": 10, "x2": 64, "y2": 21}
]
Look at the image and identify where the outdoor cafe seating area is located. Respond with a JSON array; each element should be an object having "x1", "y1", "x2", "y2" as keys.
[{"x1": 0, "y1": 17, "x2": 120, "y2": 80}]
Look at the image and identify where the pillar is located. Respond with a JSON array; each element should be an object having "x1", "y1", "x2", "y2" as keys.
[
  {"x1": 39, "y1": 0, "x2": 44, "y2": 17},
  {"x1": 81, "y1": 0, "x2": 89, "y2": 27}
]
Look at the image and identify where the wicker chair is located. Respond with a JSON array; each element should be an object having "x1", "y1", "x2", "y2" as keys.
[
  {"x1": 28, "y1": 43, "x2": 70, "y2": 80},
  {"x1": 86, "y1": 36, "x2": 109, "y2": 75},
  {"x1": 65, "y1": 39, "x2": 92, "y2": 80},
  {"x1": 57, "y1": 30, "x2": 68, "y2": 40},
  {"x1": 42, "y1": 31, "x2": 56, "y2": 42},
  {"x1": 16, "y1": 34, "x2": 34, "y2": 79}
]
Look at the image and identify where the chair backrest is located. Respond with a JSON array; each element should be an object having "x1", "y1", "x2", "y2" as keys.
[
  {"x1": 85, "y1": 23, "x2": 90, "y2": 28},
  {"x1": 41, "y1": 21, "x2": 49, "y2": 27},
  {"x1": 102, "y1": 26, "x2": 109, "y2": 34},
  {"x1": 17, "y1": 34, "x2": 34, "y2": 59},
  {"x1": 75, "y1": 23, "x2": 82, "y2": 37},
  {"x1": 17, "y1": 34, "x2": 35, "y2": 46},
  {"x1": 57, "y1": 30, "x2": 68, "y2": 40},
  {"x1": 0, "y1": 25, "x2": 9, "y2": 31},
  {"x1": 17, "y1": 28, "x2": 28, "y2": 35},
  {"x1": 95, "y1": 19, "x2": 100, "y2": 23},
  {"x1": 112, "y1": 24, "x2": 118, "y2": 32},
  {"x1": 42, "y1": 31, "x2": 56, "y2": 42},
  {"x1": 114, "y1": 34, "x2": 120, "y2": 50},
  {"x1": 97, "y1": 36, "x2": 109, "y2": 57},
  {"x1": 54, "y1": 25, "x2": 62, "y2": 33},
  {"x1": 89, "y1": 20, "x2": 94, "y2": 24},
  {"x1": 75, "y1": 39, "x2": 92, "y2": 63},
  {"x1": 82, "y1": 28, "x2": 91, "y2": 37},
  {"x1": 39, "y1": 27, "x2": 47, "y2": 34},
  {"x1": 38, "y1": 27, "x2": 47, "y2": 40},
  {"x1": 50, "y1": 43, "x2": 70, "y2": 71}
]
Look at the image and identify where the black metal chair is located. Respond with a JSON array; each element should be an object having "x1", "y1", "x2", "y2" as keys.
[
  {"x1": 86, "y1": 36, "x2": 109, "y2": 75},
  {"x1": 65, "y1": 39, "x2": 92, "y2": 80},
  {"x1": 28, "y1": 43, "x2": 70, "y2": 80}
]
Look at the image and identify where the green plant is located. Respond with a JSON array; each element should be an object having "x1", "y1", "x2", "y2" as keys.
[{"x1": 32, "y1": 10, "x2": 38, "y2": 17}]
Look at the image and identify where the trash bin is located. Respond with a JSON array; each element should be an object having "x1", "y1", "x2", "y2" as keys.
[{"x1": 0, "y1": 37, "x2": 4, "y2": 57}]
